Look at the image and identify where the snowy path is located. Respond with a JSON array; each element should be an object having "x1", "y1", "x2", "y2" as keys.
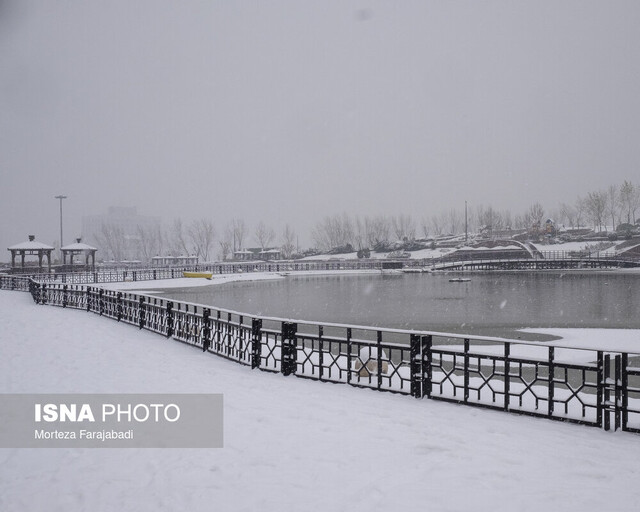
[{"x1": 1, "y1": 290, "x2": 640, "y2": 512}]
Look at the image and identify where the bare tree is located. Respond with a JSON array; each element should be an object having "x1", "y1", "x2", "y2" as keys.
[
  {"x1": 420, "y1": 217, "x2": 430, "y2": 239},
  {"x1": 136, "y1": 224, "x2": 163, "y2": 263},
  {"x1": 619, "y1": 180, "x2": 639, "y2": 225},
  {"x1": 365, "y1": 215, "x2": 390, "y2": 248},
  {"x1": 514, "y1": 214, "x2": 527, "y2": 230},
  {"x1": 559, "y1": 203, "x2": 577, "y2": 229},
  {"x1": 280, "y1": 224, "x2": 296, "y2": 258},
  {"x1": 218, "y1": 226, "x2": 233, "y2": 261},
  {"x1": 169, "y1": 218, "x2": 191, "y2": 256},
  {"x1": 606, "y1": 185, "x2": 619, "y2": 231},
  {"x1": 575, "y1": 196, "x2": 587, "y2": 228},
  {"x1": 391, "y1": 214, "x2": 416, "y2": 241},
  {"x1": 477, "y1": 206, "x2": 502, "y2": 236},
  {"x1": 95, "y1": 223, "x2": 126, "y2": 262},
  {"x1": 353, "y1": 216, "x2": 366, "y2": 250},
  {"x1": 255, "y1": 221, "x2": 276, "y2": 251},
  {"x1": 312, "y1": 213, "x2": 355, "y2": 251},
  {"x1": 430, "y1": 213, "x2": 445, "y2": 237},
  {"x1": 501, "y1": 210, "x2": 513, "y2": 230},
  {"x1": 188, "y1": 219, "x2": 216, "y2": 261},
  {"x1": 528, "y1": 203, "x2": 545, "y2": 227},
  {"x1": 585, "y1": 190, "x2": 607, "y2": 231},
  {"x1": 230, "y1": 218, "x2": 247, "y2": 252}
]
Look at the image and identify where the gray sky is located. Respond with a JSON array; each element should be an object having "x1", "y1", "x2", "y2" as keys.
[{"x1": 1, "y1": 0, "x2": 639, "y2": 255}]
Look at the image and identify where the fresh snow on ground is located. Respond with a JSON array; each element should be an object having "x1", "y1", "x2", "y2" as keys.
[
  {"x1": 2, "y1": 290, "x2": 640, "y2": 512},
  {"x1": 99, "y1": 272, "x2": 285, "y2": 291},
  {"x1": 302, "y1": 247, "x2": 456, "y2": 260},
  {"x1": 99, "y1": 270, "x2": 382, "y2": 293},
  {"x1": 520, "y1": 328, "x2": 640, "y2": 353}
]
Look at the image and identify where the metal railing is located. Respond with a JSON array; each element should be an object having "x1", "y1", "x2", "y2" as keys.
[
  {"x1": 4, "y1": 247, "x2": 640, "y2": 290},
  {"x1": 1, "y1": 260, "x2": 385, "y2": 288},
  {"x1": 27, "y1": 279, "x2": 640, "y2": 433}
]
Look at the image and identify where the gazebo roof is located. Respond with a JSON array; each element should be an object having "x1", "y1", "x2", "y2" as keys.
[
  {"x1": 61, "y1": 241, "x2": 97, "y2": 251},
  {"x1": 8, "y1": 237, "x2": 54, "y2": 251}
]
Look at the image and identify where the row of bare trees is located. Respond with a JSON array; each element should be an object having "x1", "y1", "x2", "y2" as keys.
[
  {"x1": 310, "y1": 181, "x2": 640, "y2": 252},
  {"x1": 557, "y1": 181, "x2": 640, "y2": 232},
  {"x1": 94, "y1": 181, "x2": 640, "y2": 261},
  {"x1": 93, "y1": 218, "x2": 297, "y2": 263}
]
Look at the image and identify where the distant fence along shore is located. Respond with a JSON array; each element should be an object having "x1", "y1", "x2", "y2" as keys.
[{"x1": 1, "y1": 259, "x2": 639, "y2": 435}]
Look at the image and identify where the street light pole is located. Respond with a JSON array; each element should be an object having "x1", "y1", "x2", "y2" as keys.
[{"x1": 55, "y1": 195, "x2": 67, "y2": 263}]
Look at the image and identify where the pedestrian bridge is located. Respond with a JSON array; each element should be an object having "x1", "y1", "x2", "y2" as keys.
[{"x1": 431, "y1": 254, "x2": 640, "y2": 271}]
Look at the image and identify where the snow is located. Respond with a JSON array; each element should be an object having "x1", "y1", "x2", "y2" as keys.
[
  {"x1": 98, "y1": 272, "x2": 285, "y2": 291},
  {"x1": 98, "y1": 270, "x2": 386, "y2": 293},
  {"x1": 2, "y1": 290, "x2": 640, "y2": 511},
  {"x1": 520, "y1": 328, "x2": 640, "y2": 353},
  {"x1": 7, "y1": 240, "x2": 54, "y2": 250},
  {"x1": 301, "y1": 247, "x2": 456, "y2": 261}
]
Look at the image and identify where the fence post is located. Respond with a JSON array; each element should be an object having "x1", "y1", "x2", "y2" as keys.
[
  {"x1": 377, "y1": 330, "x2": 383, "y2": 390},
  {"x1": 166, "y1": 301, "x2": 174, "y2": 338},
  {"x1": 40, "y1": 283, "x2": 47, "y2": 305},
  {"x1": 346, "y1": 328, "x2": 353, "y2": 384},
  {"x1": 281, "y1": 321, "x2": 297, "y2": 376},
  {"x1": 615, "y1": 355, "x2": 622, "y2": 431},
  {"x1": 463, "y1": 338, "x2": 470, "y2": 403},
  {"x1": 410, "y1": 334, "x2": 423, "y2": 398},
  {"x1": 596, "y1": 351, "x2": 604, "y2": 428},
  {"x1": 504, "y1": 343, "x2": 510, "y2": 411},
  {"x1": 251, "y1": 318, "x2": 262, "y2": 369},
  {"x1": 62, "y1": 284, "x2": 68, "y2": 308},
  {"x1": 86, "y1": 286, "x2": 92, "y2": 311},
  {"x1": 423, "y1": 335, "x2": 432, "y2": 398},
  {"x1": 98, "y1": 288, "x2": 105, "y2": 316},
  {"x1": 202, "y1": 308, "x2": 211, "y2": 352},
  {"x1": 318, "y1": 325, "x2": 324, "y2": 381},
  {"x1": 138, "y1": 296, "x2": 146, "y2": 330},
  {"x1": 116, "y1": 292, "x2": 123, "y2": 322},
  {"x1": 621, "y1": 353, "x2": 629, "y2": 431},
  {"x1": 548, "y1": 347, "x2": 555, "y2": 418}
]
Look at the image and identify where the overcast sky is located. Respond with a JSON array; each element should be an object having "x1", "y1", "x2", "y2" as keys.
[{"x1": 1, "y1": 0, "x2": 639, "y2": 255}]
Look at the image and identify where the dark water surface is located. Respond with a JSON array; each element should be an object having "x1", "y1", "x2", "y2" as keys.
[{"x1": 155, "y1": 272, "x2": 640, "y2": 339}]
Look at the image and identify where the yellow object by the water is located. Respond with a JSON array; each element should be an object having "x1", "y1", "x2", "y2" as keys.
[{"x1": 183, "y1": 271, "x2": 213, "y2": 280}]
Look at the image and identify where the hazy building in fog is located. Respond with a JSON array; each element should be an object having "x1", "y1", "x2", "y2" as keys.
[{"x1": 82, "y1": 207, "x2": 161, "y2": 262}]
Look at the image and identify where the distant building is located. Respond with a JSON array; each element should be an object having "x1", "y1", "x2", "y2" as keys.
[
  {"x1": 82, "y1": 207, "x2": 160, "y2": 262},
  {"x1": 232, "y1": 248, "x2": 281, "y2": 261},
  {"x1": 151, "y1": 255, "x2": 198, "y2": 267}
]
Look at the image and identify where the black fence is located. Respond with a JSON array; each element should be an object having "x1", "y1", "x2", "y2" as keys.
[
  {"x1": 2, "y1": 260, "x2": 385, "y2": 287},
  {"x1": 27, "y1": 279, "x2": 640, "y2": 434},
  {"x1": 0, "y1": 274, "x2": 31, "y2": 291}
]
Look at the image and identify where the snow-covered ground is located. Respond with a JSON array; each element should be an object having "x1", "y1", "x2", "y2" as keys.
[
  {"x1": 99, "y1": 272, "x2": 286, "y2": 291},
  {"x1": 2, "y1": 290, "x2": 640, "y2": 512},
  {"x1": 99, "y1": 270, "x2": 382, "y2": 293},
  {"x1": 300, "y1": 238, "x2": 638, "y2": 261}
]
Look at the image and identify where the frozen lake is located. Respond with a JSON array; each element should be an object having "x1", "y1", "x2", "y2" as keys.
[{"x1": 156, "y1": 271, "x2": 640, "y2": 339}]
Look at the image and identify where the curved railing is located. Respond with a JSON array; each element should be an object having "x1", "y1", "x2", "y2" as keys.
[
  {"x1": 25, "y1": 278, "x2": 640, "y2": 434},
  {"x1": 1, "y1": 260, "x2": 384, "y2": 288}
]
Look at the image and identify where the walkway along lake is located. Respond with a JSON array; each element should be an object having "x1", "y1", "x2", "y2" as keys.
[{"x1": 156, "y1": 271, "x2": 640, "y2": 341}]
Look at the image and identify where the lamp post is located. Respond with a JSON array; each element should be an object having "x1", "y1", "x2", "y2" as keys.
[{"x1": 55, "y1": 195, "x2": 67, "y2": 263}]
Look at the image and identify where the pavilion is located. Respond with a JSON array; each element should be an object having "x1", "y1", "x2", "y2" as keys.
[
  {"x1": 7, "y1": 235, "x2": 54, "y2": 272},
  {"x1": 61, "y1": 238, "x2": 97, "y2": 269}
]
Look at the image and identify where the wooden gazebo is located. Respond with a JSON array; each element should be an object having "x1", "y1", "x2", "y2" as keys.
[
  {"x1": 61, "y1": 238, "x2": 97, "y2": 269},
  {"x1": 8, "y1": 235, "x2": 54, "y2": 272}
]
